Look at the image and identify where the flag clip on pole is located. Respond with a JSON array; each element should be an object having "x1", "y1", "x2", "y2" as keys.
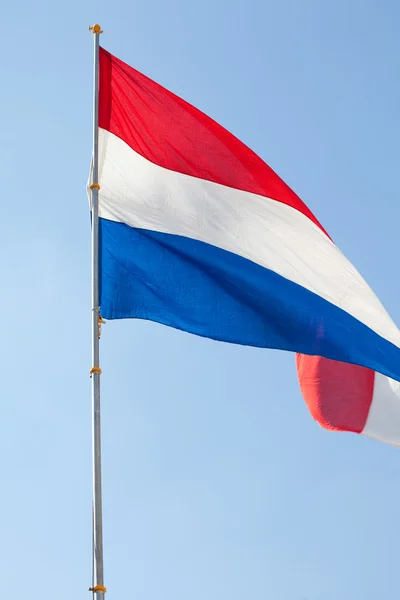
[{"x1": 88, "y1": 23, "x2": 106, "y2": 600}]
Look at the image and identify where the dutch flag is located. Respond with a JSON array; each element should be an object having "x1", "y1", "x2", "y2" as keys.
[{"x1": 90, "y1": 47, "x2": 400, "y2": 446}]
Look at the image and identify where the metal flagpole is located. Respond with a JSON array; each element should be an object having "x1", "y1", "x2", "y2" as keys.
[{"x1": 88, "y1": 23, "x2": 106, "y2": 600}]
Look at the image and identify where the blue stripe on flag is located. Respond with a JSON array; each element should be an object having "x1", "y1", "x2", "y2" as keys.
[{"x1": 99, "y1": 217, "x2": 400, "y2": 382}]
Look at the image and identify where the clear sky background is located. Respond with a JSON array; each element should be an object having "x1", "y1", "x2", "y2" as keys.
[{"x1": 1, "y1": 0, "x2": 400, "y2": 598}]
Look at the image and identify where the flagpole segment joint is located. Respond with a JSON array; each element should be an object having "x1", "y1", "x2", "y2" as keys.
[
  {"x1": 89, "y1": 585, "x2": 107, "y2": 593},
  {"x1": 90, "y1": 366, "x2": 102, "y2": 377},
  {"x1": 89, "y1": 24, "x2": 103, "y2": 34},
  {"x1": 90, "y1": 183, "x2": 101, "y2": 190}
]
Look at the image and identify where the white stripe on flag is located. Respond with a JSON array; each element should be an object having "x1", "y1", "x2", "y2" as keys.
[{"x1": 98, "y1": 129, "x2": 400, "y2": 348}]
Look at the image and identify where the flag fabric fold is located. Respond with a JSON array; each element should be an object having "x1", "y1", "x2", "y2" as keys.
[
  {"x1": 296, "y1": 355, "x2": 400, "y2": 446},
  {"x1": 91, "y1": 47, "x2": 400, "y2": 445}
]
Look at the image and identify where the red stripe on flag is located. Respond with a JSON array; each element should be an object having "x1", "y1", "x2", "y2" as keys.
[
  {"x1": 296, "y1": 354, "x2": 375, "y2": 433},
  {"x1": 99, "y1": 47, "x2": 327, "y2": 234}
]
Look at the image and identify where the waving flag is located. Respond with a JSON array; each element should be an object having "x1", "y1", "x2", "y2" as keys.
[{"x1": 92, "y1": 47, "x2": 400, "y2": 442}]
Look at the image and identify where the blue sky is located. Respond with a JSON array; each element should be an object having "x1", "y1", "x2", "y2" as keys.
[{"x1": 1, "y1": 0, "x2": 400, "y2": 598}]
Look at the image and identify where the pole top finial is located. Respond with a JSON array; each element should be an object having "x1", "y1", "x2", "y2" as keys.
[{"x1": 89, "y1": 24, "x2": 103, "y2": 34}]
